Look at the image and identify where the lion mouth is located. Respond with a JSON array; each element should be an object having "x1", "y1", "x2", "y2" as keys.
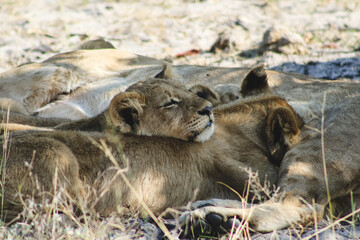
[
  {"x1": 192, "y1": 119, "x2": 214, "y2": 142},
  {"x1": 205, "y1": 119, "x2": 213, "y2": 129}
]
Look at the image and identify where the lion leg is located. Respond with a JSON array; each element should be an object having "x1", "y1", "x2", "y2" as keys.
[
  {"x1": 0, "y1": 123, "x2": 53, "y2": 134},
  {"x1": 180, "y1": 198, "x2": 324, "y2": 234},
  {"x1": 1, "y1": 136, "x2": 85, "y2": 223},
  {"x1": 186, "y1": 198, "x2": 250, "y2": 210},
  {"x1": 0, "y1": 98, "x2": 29, "y2": 115}
]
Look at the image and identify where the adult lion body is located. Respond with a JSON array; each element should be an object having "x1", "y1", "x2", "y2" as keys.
[
  {"x1": 0, "y1": 49, "x2": 164, "y2": 119},
  {"x1": 1, "y1": 48, "x2": 360, "y2": 233}
]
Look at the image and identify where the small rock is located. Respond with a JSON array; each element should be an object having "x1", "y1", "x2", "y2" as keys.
[
  {"x1": 25, "y1": 44, "x2": 52, "y2": 54},
  {"x1": 239, "y1": 48, "x2": 258, "y2": 58},
  {"x1": 142, "y1": 222, "x2": 162, "y2": 239},
  {"x1": 234, "y1": 19, "x2": 249, "y2": 31},
  {"x1": 209, "y1": 32, "x2": 231, "y2": 53},
  {"x1": 69, "y1": 33, "x2": 89, "y2": 40},
  {"x1": 259, "y1": 27, "x2": 308, "y2": 55}
]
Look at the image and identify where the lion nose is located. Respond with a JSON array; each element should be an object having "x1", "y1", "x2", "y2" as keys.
[{"x1": 198, "y1": 106, "x2": 213, "y2": 116}]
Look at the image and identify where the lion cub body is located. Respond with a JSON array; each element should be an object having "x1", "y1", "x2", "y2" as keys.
[{"x1": 180, "y1": 68, "x2": 360, "y2": 233}]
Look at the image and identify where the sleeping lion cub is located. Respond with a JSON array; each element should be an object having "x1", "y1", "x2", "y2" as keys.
[{"x1": 1, "y1": 66, "x2": 214, "y2": 143}]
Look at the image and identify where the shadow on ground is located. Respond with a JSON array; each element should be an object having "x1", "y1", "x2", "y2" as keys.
[{"x1": 270, "y1": 57, "x2": 360, "y2": 80}]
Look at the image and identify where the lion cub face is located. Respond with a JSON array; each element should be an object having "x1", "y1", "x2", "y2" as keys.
[{"x1": 109, "y1": 78, "x2": 214, "y2": 142}]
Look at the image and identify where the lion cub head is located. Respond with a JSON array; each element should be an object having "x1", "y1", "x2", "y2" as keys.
[
  {"x1": 108, "y1": 78, "x2": 214, "y2": 142},
  {"x1": 188, "y1": 65, "x2": 304, "y2": 165}
]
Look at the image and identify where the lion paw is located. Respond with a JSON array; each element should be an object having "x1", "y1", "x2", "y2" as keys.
[{"x1": 179, "y1": 205, "x2": 245, "y2": 238}]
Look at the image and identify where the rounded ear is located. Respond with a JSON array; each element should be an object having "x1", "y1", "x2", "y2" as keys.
[
  {"x1": 109, "y1": 92, "x2": 145, "y2": 133},
  {"x1": 240, "y1": 65, "x2": 270, "y2": 97},
  {"x1": 189, "y1": 85, "x2": 220, "y2": 106},
  {"x1": 265, "y1": 107, "x2": 302, "y2": 165}
]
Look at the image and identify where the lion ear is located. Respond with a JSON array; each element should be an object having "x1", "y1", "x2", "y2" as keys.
[
  {"x1": 240, "y1": 65, "x2": 270, "y2": 97},
  {"x1": 108, "y1": 92, "x2": 145, "y2": 133},
  {"x1": 265, "y1": 107, "x2": 302, "y2": 165},
  {"x1": 154, "y1": 64, "x2": 178, "y2": 79},
  {"x1": 189, "y1": 85, "x2": 220, "y2": 106}
]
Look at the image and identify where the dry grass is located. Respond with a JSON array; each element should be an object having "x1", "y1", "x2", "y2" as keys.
[
  {"x1": 0, "y1": 111, "x2": 174, "y2": 239},
  {"x1": 1, "y1": 106, "x2": 360, "y2": 239}
]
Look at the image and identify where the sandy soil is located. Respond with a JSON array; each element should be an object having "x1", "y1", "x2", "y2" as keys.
[
  {"x1": 1, "y1": 0, "x2": 360, "y2": 78},
  {"x1": 1, "y1": 0, "x2": 360, "y2": 239}
]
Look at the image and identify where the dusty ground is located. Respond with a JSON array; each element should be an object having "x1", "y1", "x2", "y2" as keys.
[
  {"x1": 1, "y1": 0, "x2": 360, "y2": 78},
  {"x1": 1, "y1": 0, "x2": 360, "y2": 239}
]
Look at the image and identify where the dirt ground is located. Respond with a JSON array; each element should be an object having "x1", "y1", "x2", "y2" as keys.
[
  {"x1": 1, "y1": 0, "x2": 360, "y2": 239},
  {"x1": 1, "y1": 0, "x2": 360, "y2": 78}
]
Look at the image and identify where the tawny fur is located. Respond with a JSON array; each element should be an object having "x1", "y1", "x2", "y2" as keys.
[
  {"x1": 1, "y1": 78, "x2": 214, "y2": 142},
  {"x1": 181, "y1": 69, "x2": 360, "y2": 232},
  {"x1": 1, "y1": 47, "x2": 360, "y2": 232},
  {"x1": 0, "y1": 70, "x2": 302, "y2": 223}
]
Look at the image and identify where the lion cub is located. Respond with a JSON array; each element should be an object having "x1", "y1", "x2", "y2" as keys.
[
  {"x1": 1, "y1": 66, "x2": 215, "y2": 142},
  {"x1": 1, "y1": 78, "x2": 214, "y2": 142},
  {"x1": 1, "y1": 66, "x2": 303, "y2": 223}
]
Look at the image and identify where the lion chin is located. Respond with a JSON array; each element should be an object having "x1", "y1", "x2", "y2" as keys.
[{"x1": 193, "y1": 121, "x2": 214, "y2": 142}]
